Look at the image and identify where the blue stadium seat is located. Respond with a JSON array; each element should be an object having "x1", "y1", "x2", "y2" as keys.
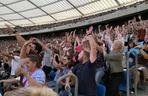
[{"x1": 97, "y1": 84, "x2": 106, "y2": 96}]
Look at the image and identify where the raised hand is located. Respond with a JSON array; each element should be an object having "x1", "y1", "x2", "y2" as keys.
[
  {"x1": 30, "y1": 37, "x2": 39, "y2": 43},
  {"x1": 5, "y1": 24, "x2": 15, "y2": 33},
  {"x1": 98, "y1": 25, "x2": 101, "y2": 28},
  {"x1": 98, "y1": 25, "x2": 101, "y2": 33},
  {"x1": 23, "y1": 39, "x2": 32, "y2": 46},
  {"x1": 67, "y1": 31, "x2": 73, "y2": 43},
  {"x1": 73, "y1": 29, "x2": 76, "y2": 39},
  {"x1": 65, "y1": 83, "x2": 71, "y2": 90},
  {"x1": 105, "y1": 24, "x2": 109, "y2": 29},
  {"x1": 138, "y1": 15, "x2": 141, "y2": 20},
  {"x1": 86, "y1": 26, "x2": 93, "y2": 35}
]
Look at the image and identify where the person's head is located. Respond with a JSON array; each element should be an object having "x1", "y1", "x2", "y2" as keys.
[
  {"x1": 62, "y1": 56, "x2": 70, "y2": 66},
  {"x1": 62, "y1": 55, "x2": 74, "y2": 68},
  {"x1": 4, "y1": 86, "x2": 58, "y2": 96},
  {"x1": 32, "y1": 42, "x2": 42, "y2": 54},
  {"x1": 128, "y1": 40, "x2": 136, "y2": 48},
  {"x1": 112, "y1": 40, "x2": 124, "y2": 52},
  {"x1": 25, "y1": 54, "x2": 41, "y2": 71},
  {"x1": 78, "y1": 50, "x2": 90, "y2": 63},
  {"x1": 26, "y1": 42, "x2": 42, "y2": 55},
  {"x1": 143, "y1": 41, "x2": 148, "y2": 51}
]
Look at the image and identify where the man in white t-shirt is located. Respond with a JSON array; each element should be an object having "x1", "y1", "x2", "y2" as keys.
[
  {"x1": 1, "y1": 50, "x2": 21, "y2": 76},
  {"x1": 11, "y1": 55, "x2": 20, "y2": 76}
]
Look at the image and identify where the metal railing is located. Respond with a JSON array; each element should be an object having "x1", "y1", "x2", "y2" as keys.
[
  {"x1": 56, "y1": 73, "x2": 78, "y2": 96},
  {"x1": 126, "y1": 51, "x2": 138, "y2": 96}
]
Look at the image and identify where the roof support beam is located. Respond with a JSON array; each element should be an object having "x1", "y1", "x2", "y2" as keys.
[
  {"x1": 0, "y1": 0, "x2": 65, "y2": 15},
  {"x1": 66, "y1": 0, "x2": 84, "y2": 16},
  {"x1": 0, "y1": 0, "x2": 98, "y2": 16},
  {"x1": 0, "y1": 0, "x2": 103, "y2": 22},
  {"x1": 114, "y1": 0, "x2": 121, "y2": 6},
  {"x1": 0, "y1": 0, "x2": 26, "y2": 7},
  {"x1": 0, "y1": 2, "x2": 35, "y2": 24},
  {"x1": 27, "y1": 0, "x2": 57, "y2": 21},
  {"x1": 0, "y1": 17, "x2": 16, "y2": 26}
]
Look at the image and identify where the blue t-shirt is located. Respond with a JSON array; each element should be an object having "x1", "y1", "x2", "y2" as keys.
[{"x1": 72, "y1": 60, "x2": 97, "y2": 96}]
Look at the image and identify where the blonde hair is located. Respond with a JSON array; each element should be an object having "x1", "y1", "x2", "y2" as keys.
[
  {"x1": 112, "y1": 40, "x2": 124, "y2": 52},
  {"x1": 4, "y1": 86, "x2": 58, "y2": 96}
]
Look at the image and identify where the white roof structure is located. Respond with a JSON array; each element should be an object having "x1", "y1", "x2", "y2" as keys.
[{"x1": 0, "y1": 0, "x2": 144, "y2": 27}]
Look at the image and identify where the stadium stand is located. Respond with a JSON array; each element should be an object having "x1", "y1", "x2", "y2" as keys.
[{"x1": 0, "y1": 0, "x2": 148, "y2": 96}]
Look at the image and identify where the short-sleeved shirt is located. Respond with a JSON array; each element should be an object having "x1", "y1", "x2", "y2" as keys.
[
  {"x1": 72, "y1": 60, "x2": 97, "y2": 96},
  {"x1": 42, "y1": 49, "x2": 52, "y2": 67},
  {"x1": 23, "y1": 69, "x2": 45, "y2": 87}
]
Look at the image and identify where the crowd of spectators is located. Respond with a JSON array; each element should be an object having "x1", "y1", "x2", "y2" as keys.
[
  {"x1": 0, "y1": 0, "x2": 146, "y2": 34},
  {"x1": 0, "y1": 14, "x2": 147, "y2": 96}
]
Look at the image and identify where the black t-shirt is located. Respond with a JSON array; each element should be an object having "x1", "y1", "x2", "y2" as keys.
[
  {"x1": 72, "y1": 60, "x2": 97, "y2": 96},
  {"x1": 96, "y1": 52, "x2": 106, "y2": 68}
]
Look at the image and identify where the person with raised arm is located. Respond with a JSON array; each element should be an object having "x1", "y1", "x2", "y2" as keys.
[{"x1": 65, "y1": 33, "x2": 97, "y2": 96}]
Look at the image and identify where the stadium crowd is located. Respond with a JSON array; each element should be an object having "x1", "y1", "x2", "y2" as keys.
[
  {"x1": 0, "y1": 15, "x2": 147, "y2": 96},
  {"x1": 0, "y1": 0, "x2": 146, "y2": 34}
]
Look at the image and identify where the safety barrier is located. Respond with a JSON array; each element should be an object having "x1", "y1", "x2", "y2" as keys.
[{"x1": 126, "y1": 50, "x2": 138, "y2": 96}]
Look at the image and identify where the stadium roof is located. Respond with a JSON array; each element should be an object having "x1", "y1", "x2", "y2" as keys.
[{"x1": 0, "y1": 0, "x2": 144, "y2": 27}]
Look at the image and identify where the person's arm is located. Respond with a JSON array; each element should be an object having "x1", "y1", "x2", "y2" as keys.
[
  {"x1": 65, "y1": 70, "x2": 73, "y2": 90},
  {"x1": 65, "y1": 76, "x2": 71, "y2": 90},
  {"x1": 0, "y1": 77, "x2": 20, "y2": 83},
  {"x1": 20, "y1": 40, "x2": 32, "y2": 59},
  {"x1": 15, "y1": 33, "x2": 26, "y2": 48},
  {"x1": 1, "y1": 52, "x2": 14, "y2": 59},
  {"x1": 98, "y1": 25, "x2": 101, "y2": 33},
  {"x1": 24, "y1": 73, "x2": 43, "y2": 87},
  {"x1": 53, "y1": 54, "x2": 63, "y2": 70},
  {"x1": 74, "y1": 41, "x2": 77, "y2": 52},
  {"x1": 21, "y1": 68, "x2": 44, "y2": 87},
  {"x1": 87, "y1": 35, "x2": 97, "y2": 63},
  {"x1": 74, "y1": 36, "x2": 81, "y2": 52},
  {"x1": 32, "y1": 38, "x2": 49, "y2": 51},
  {"x1": 5, "y1": 24, "x2": 26, "y2": 47},
  {"x1": 138, "y1": 15, "x2": 142, "y2": 24}
]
